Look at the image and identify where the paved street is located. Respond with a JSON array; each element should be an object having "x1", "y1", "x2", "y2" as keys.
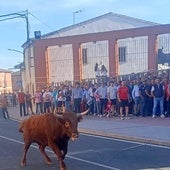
[
  {"x1": 0, "y1": 117, "x2": 170, "y2": 170},
  {"x1": 7, "y1": 106, "x2": 170, "y2": 147}
]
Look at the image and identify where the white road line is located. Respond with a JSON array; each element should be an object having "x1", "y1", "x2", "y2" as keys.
[
  {"x1": 0, "y1": 135, "x2": 120, "y2": 170},
  {"x1": 121, "y1": 144, "x2": 145, "y2": 151},
  {"x1": 67, "y1": 155, "x2": 120, "y2": 170},
  {"x1": 81, "y1": 133, "x2": 170, "y2": 149}
]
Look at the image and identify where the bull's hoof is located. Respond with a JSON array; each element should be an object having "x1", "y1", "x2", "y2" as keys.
[
  {"x1": 46, "y1": 160, "x2": 52, "y2": 165},
  {"x1": 60, "y1": 167, "x2": 66, "y2": 170},
  {"x1": 21, "y1": 162, "x2": 26, "y2": 166}
]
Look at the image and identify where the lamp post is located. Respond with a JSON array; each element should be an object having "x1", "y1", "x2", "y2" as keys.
[
  {"x1": 8, "y1": 48, "x2": 24, "y2": 70},
  {"x1": 8, "y1": 48, "x2": 23, "y2": 54},
  {"x1": 8, "y1": 48, "x2": 24, "y2": 91},
  {"x1": 73, "y1": 10, "x2": 82, "y2": 25}
]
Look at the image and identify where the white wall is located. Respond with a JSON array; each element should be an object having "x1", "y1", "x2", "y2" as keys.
[
  {"x1": 47, "y1": 45, "x2": 74, "y2": 83},
  {"x1": 118, "y1": 36, "x2": 148, "y2": 75}
]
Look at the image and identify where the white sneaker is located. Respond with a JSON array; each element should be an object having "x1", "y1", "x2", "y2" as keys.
[
  {"x1": 160, "y1": 114, "x2": 165, "y2": 118},
  {"x1": 152, "y1": 115, "x2": 156, "y2": 118}
]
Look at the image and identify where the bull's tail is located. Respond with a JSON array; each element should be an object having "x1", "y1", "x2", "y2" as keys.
[{"x1": 18, "y1": 120, "x2": 26, "y2": 133}]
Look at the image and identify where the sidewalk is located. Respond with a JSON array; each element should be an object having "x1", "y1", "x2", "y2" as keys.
[{"x1": 8, "y1": 106, "x2": 170, "y2": 147}]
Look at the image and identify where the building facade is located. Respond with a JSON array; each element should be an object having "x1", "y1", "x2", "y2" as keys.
[
  {"x1": 0, "y1": 69, "x2": 12, "y2": 94},
  {"x1": 11, "y1": 71, "x2": 22, "y2": 92},
  {"x1": 21, "y1": 13, "x2": 170, "y2": 95}
]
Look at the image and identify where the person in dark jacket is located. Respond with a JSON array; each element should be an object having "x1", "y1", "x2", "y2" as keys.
[{"x1": 151, "y1": 78, "x2": 165, "y2": 118}]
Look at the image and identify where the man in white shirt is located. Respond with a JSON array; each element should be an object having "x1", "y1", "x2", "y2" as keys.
[
  {"x1": 132, "y1": 79, "x2": 141, "y2": 116},
  {"x1": 107, "y1": 81, "x2": 118, "y2": 116}
]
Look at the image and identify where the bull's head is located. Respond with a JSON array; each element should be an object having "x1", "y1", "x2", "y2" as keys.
[{"x1": 56, "y1": 109, "x2": 88, "y2": 141}]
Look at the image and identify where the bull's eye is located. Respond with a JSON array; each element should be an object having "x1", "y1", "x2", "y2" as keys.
[{"x1": 64, "y1": 121, "x2": 70, "y2": 128}]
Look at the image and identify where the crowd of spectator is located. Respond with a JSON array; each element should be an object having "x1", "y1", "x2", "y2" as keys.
[{"x1": 1, "y1": 71, "x2": 170, "y2": 120}]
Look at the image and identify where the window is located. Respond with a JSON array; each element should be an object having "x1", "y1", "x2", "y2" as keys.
[
  {"x1": 119, "y1": 47, "x2": 126, "y2": 62},
  {"x1": 82, "y1": 48, "x2": 88, "y2": 64}
]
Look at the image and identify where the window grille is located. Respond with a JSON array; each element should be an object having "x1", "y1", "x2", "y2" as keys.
[
  {"x1": 82, "y1": 48, "x2": 88, "y2": 64},
  {"x1": 119, "y1": 47, "x2": 126, "y2": 62}
]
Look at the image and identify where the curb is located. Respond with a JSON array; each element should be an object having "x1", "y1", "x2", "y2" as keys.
[
  {"x1": 79, "y1": 128, "x2": 170, "y2": 147},
  {"x1": 9, "y1": 112, "x2": 170, "y2": 147}
]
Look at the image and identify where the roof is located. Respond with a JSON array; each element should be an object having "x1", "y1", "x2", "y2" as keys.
[
  {"x1": 43, "y1": 12, "x2": 159, "y2": 39},
  {"x1": 0, "y1": 68, "x2": 12, "y2": 73}
]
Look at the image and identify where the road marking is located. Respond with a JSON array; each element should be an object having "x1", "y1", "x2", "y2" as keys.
[
  {"x1": 121, "y1": 144, "x2": 144, "y2": 151},
  {"x1": 0, "y1": 135, "x2": 120, "y2": 170},
  {"x1": 81, "y1": 133, "x2": 170, "y2": 149},
  {"x1": 67, "y1": 155, "x2": 120, "y2": 170}
]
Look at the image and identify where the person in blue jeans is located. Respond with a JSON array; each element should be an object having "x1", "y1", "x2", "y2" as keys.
[
  {"x1": 0, "y1": 95, "x2": 10, "y2": 119},
  {"x1": 151, "y1": 78, "x2": 165, "y2": 118}
]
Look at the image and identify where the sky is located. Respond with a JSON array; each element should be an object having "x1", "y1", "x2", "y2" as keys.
[{"x1": 1, "y1": 0, "x2": 170, "y2": 70}]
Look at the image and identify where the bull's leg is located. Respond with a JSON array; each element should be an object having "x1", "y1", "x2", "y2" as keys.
[
  {"x1": 61, "y1": 141, "x2": 68, "y2": 160},
  {"x1": 21, "y1": 141, "x2": 31, "y2": 166},
  {"x1": 48, "y1": 141, "x2": 66, "y2": 170},
  {"x1": 39, "y1": 145, "x2": 52, "y2": 165}
]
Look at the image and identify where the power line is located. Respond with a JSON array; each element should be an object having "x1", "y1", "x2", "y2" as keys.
[
  {"x1": 0, "y1": 10, "x2": 54, "y2": 40},
  {"x1": 0, "y1": 10, "x2": 26, "y2": 18},
  {"x1": 0, "y1": 16, "x2": 23, "y2": 22},
  {"x1": 0, "y1": 10, "x2": 30, "y2": 41},
  {"x1": 28, "y1": 11, "x2": 54, "y2": 31}
]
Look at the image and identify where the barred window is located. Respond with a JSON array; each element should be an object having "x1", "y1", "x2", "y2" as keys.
[
  {"x1": 82, "y1": 48, "x2": 88, "y2": 64},
  {"x1": 119, "y1": 47, "x2": 126, "y2": 62}
]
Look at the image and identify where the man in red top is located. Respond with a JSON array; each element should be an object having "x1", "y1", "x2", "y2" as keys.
[
  {"x1": 18, "y1": 89, "x2": 26, "y2": 116},
  {"x1": 117, "y1": 80, "x2": 130, "y2": 120}
]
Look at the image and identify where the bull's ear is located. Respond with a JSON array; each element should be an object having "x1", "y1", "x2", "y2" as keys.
[{"x1": 64, "y1": 121, "x2": 70, "y2": 128}]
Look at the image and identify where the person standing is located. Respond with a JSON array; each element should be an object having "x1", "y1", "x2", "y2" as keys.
[
  {"x1": 94, "y1": 63, "x2": 100, "y2": 77},
  {"x1": 34, "y1": 87, "x2": 43, "y2": 114},
  {"x1": 117, "y1": 80, "x2": 130, "y2": 120},
  {"x1": 151, "y1": 78, "x2": 165, "y2": 118},
  {"x1": 25, "y1": 91, "x2": 34, "y2": 115},
  {"x1": 64, "y1": 85, "x2": 72, "y2": 112},
  {"x1": 17, "y1": 89, "x2": 26, "y2": 116},
  {"x1": 94, "y1": 82, "x2": 108, "y2": 117},
  {"x1": 94, "y1": 89, "x2": 101, "y2": 116},
  {"x1": 107, "y1": 81, "x2": 118, "y2": 116},
  {"x1": 71, "y1": 82, "x2": 83, "y2": 113},
  {"x1": 0, "y1": 95, "x2": 10, "y2": 119},
  {"x1": 166, "y1": 80, "x2": 170, "y2": 117},
  {"x1": 57, "y1": 85, "x2": 66, "y2": 113},
  {"x1": 132, "y1": 79, "x2": 141, "y2": 116},
  {"x1": 12, "y1": 92, "x2": 17, "y2": 107},
  {"x1": 51, "y1": 86, "x2": 58, "y2": 112},
  {"x1": 145, "y1": 79, "x2": 154, "y2": 116},
  {"x1": 43, "y1": 87, "x2": 52, "y2": 113},
  {"x1": 139, "y1": 79, "x2": 148, "y2": 117}
]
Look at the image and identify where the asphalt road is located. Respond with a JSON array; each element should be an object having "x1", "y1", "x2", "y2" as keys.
[{"x1": 0, "y1": 118, "x2": 170, "y2": 170}]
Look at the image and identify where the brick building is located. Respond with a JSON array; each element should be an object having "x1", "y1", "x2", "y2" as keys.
[
  {"x1": 0, "y1": 69, "x2": 12, "y2": 94},
  {"x1": 21, "y1": 12, "x2": 170, "y2": 94}
]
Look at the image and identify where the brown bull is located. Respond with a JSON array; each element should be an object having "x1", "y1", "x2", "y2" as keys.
[{"x1": 19, "y1": 109, "x2": 88, "y2": 170}]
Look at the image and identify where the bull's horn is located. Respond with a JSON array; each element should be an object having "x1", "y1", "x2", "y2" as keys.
[
  {"x1": 56, "y1": 114, "x2": 63, "y2": 119},
  {"x1": 77, "y1": 109, "x2": 89, "y2": 117}
]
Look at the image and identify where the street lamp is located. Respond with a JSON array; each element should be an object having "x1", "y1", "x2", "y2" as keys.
[
  {"x1": 8, "y1": 48, "x2": 24, "y2": 70},
  {"x1": 8, "y1": 48, "x2": 23, "y2": 54},
  {"x1": 73, "y1": 10, "x2": 82, "y2": 25}
]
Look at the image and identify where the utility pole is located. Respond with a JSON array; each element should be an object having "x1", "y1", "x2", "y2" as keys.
[
  {"x1": 25, "y1": 10, "x2": 29, "y2": 41},
  {"x1": 0, "y1": 10, "x2": 30, "y2": 41}
]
